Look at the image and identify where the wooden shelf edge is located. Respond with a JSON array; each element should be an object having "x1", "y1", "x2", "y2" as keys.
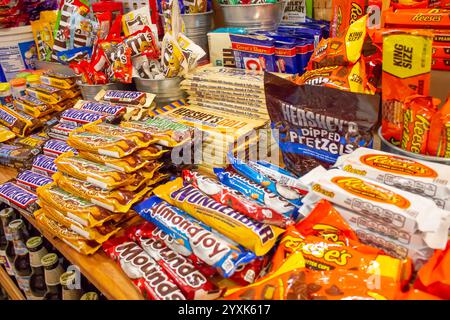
[{"x1": 0, "y1": 266, "x2": 26, "y2": 300}]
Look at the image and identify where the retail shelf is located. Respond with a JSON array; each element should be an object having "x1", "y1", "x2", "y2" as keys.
[
  {"x1": 0, "y1": 266, "x2": 26, "y2": 300},
  {"x1": 0, "y1": 167, "x2": 17, "y2": 184}
]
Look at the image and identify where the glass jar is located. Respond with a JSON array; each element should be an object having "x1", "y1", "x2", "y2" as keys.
[
  {"x1": 42, "y1": 253, "x2": 64, "y2": 300},
  {"x1": 10, "y1": 78, "x2": 26, "y2": 99},
  {"x1": 80, "y1": 292, "x2": 99, "y2": 300},
  {"x1": 60, "y1": 271, "x2": 82, "y2": 300},
  {"x1": 0, "y1": 208, "x2": 16, "y2": 276},
  {"x1": 27, "y1": 237, "x2": 48, "y2": 299},
  {"x1": 0, "y1": 83, "x2": 13, "y2": 108}
]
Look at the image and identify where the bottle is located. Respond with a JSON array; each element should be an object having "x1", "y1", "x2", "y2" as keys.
[
  {"x1": 0, "y1": 83, "x2": 13, "y2": 108},
  {"x1": 0, "y1": 208, "x2": 16, "y2": 276},
  {"x1": 9, "y1": 78, "x2": 26, "y2": 99},
  {"x1": 9, "y1": 219, "x2": 32, "y2": 297},
  {"x1": 26, "y1": 237, "x2": 48, "y2": 299},
  {"x1": 80, "y1": 292, "x2": 99, "y2": 300},
  {"x1": 60, "y1": 271, "x2": 82, "y2": 300},
  {"x1": 41, "y1": 253, "x2": 63, "y2": 300}
]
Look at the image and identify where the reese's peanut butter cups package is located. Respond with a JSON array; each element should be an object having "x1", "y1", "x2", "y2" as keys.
[
  {"x1": 428, "y1": 97, "x2": 450, "y2": 157},
  {"x1": 381, "y1": 30, "x2": 433, "y2": 145},
  {"x1": 264, "y1": 72, "x2": 379, "y2": 175}
]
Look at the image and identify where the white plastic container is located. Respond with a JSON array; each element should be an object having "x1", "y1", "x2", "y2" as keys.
[{"x1": 0, "y1": 26, "x2": 36, "y2": 82}]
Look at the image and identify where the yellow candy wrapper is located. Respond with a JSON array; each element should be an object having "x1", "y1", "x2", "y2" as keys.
[
  {"x1": 153, "y1": 178, "x2": 285, "y2": 256},
  {"x1": 0, "y1": 125, "x2": 15, "y2": 143}
]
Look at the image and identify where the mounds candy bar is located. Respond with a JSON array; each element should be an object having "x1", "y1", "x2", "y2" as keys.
[
  {"x1": 120, "y1": 118, "x2": 195, "y2": 147},
  {"x1": 299, "y1": 167, "x2": 450, "y2": 250},
  {"x1": 229, "y1": 155, "x2": 303, "y2": 207},
  {"x1": 308, "y1": 15, "x2": 367, "y2": 70},
  {"x1": 428, "y1": 98, "x2": 450, "y2": 157},
  {"x1": 43, "y1": 139, "x2": 77, "y2": 158},
  {"x1": 133, "y1": 196, "x2": 256, "y2": 277},
  {"x1": 48, "y1": 122, "x2": 78, "y2": 141},
  {"x1": 223, "y1": 251, "x2": 306, "y2": 300},
  {"x1": 229, "y1": 34, "x2": 277, "y2": 72},
  {"x1": 40, "y1": 73, "x2": 77, "y2": 89},
  {"x1": 67, "y1": 131, "x2": 143, "y2": 159},
  {"x1": 60, "y1": 108, "x2": 107, "y2": 127},
  {"x1": 102, "y1": 237, "x2": 186, "y2": 300},
  {"x1": 264, "y1": 72, "x2": 379, "y2": 175},
  {"x1": 431, "y1": 57, "x2": 450, "y2": 70},
  {"x1": 401, "y1": 95, "x2": 440, "y2": 154},
  {"x1": 34, "y1": 209, "x2": 102, "y2": 255},
  {"x1": 0, "y1": 106, "x2": 42, "y2": 137},
  {"x1": 80, "y1": 121, "x2": 157, "y2": 146},
  {"x1": 39, "y1": 205, "x2": 120, "y2": 244},
  {"x1": 94, "y1": 89, "x2": 155, "y2": 108},
  {"x1": 73, "y1": 100, "x2": 126, "y2": 122},
  {"x1": 335, "y1": 146, "x2": 450, "y2": 211},
  {"x1": 384, "y1": 8, "x2": 450, "y2": 29},
  {"x1": 36, "y1": 183, "x2": 122, "y2": 228},
  {"x1": 381, "y1": 29, "x2": 433, "y2": 145},
  {"x1": 0, "y1": 182, "x2": 38, "y2": 216},
  {"x1": 16, "y1": 170, "x2": 53, "y2": 192},
  {"x1": 53, "y1": 171, "x2": 151, "y2": 214},
  {"x1": 182, "y1": 170, "x2": 293, "y2": 228},
  {"x1": 54, "y1": 152, "x2": 135, "y2": 190},
  {"x1": 214, "y1": 168, "x2": 298, "y2": 221},
  {"x1": 294, "y1": 59, "x2": 375, "y2": 95},
  {"x1": 32, "y1": 154, "x2": 57, "y2": 177},
  {"x1": 13, "y1": 95, "x2": 54, "y2": 118},
  {"x1": 77, "y1": 150, "x2": 155, "y2": 173},
  {"x1": 153, "y1": 178, "x2": 284, "y2": 256},
  {"x1": 0, "y1": 143, "x2": 39, "y2": 170},
  {"x1": 127, "y1": 223, "x2": 223, "y2": 300}
]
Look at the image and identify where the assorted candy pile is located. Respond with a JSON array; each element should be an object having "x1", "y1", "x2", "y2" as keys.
[{"x1": 0, "y1": 0, "x2": 58, "y2": 28}]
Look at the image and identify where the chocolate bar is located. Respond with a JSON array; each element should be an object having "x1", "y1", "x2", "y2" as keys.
[
  {"x1": 0, "y1": 182, "x2": 39, "y2": 216},
  {"x1": 94, "y1": 89, "x2": 155, "y2": 108},
  {"x1": 32, "y1": 154, "x2": 57, "y2": 177},
  {"x1": 60, "y1": 108, "x2": 107, "y2": 126},
  {"x1": 73, "y1": 100, "x2": 126, "y2": 122},
  {"x1": 48, "y1": 122, "x2": 78, "y2": 141},
  {"x1": 14, "y1": 95, "x2": 54, "y2": 118},
  {"x1": 16, "y1": 170, "x2": 53, "y2": 191},
  {"x1": 43, "y1": 139, "x2": 77, "y2": 158}
]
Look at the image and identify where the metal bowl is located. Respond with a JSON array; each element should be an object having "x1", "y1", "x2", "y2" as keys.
[
  {"x1": 220, "y1": 1, "x2": 287, "y2": 32},
  {"x1": 378, "y1": 127, "x2": 450, "y2": 165},
  {"x1": 133, "y1": 77, "x2": 186, "y2": 107},
  {"x1": 79, "y1": 83, "x2": 132, "y2": 101},
  {"x1": 182, "y1": 11, "x2": 213, "y2": 32}
]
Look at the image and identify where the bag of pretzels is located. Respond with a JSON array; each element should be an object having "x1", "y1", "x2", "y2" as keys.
[{"x1": 264, "y1": 72, "x2": 380, "y2": 175}]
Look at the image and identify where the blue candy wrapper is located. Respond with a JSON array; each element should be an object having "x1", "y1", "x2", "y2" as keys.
[
  {"x1": 133, "y1": 196, "x2": 256, "y2": 278},
  {"x1": 229, "y1": 34, "x2": 277, "y2": 72},
  {"x1": 214, "y1": 168, "x2": 299, "y2": 221},
  {"x1": 57, "y1": 46, "x2": 92, "y2": 64},
  {"x1": 274, "y1": 40, "x2": 298, "y2": 74}
]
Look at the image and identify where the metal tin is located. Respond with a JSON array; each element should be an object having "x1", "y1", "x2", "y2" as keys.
[
  {"x1": 220, "y1": 2, "x2": 287, "y2": 32},
  {"x1": 378, "y1": 127, "x2": 450, "y2": 165},
  {"x1": 133, "y1": 76, "x2": 186, "y2": 108}
]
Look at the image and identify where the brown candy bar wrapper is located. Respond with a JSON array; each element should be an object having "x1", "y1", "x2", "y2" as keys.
[
  {"x1": 77, "y1": 150, "x2": 154, "y2": 173},
  {"x1": 264, "y1": 72, "x2": 379, "y2": 175},
  {"x1": 0, "y1": 106, "x2": 42, "y2": 137}
]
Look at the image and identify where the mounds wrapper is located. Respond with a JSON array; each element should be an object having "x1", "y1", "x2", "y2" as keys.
[
  {"x1": 264, "y1": 72, "x2": 379, "y2": 175},
  {"x1": 381, "y1": 29, "x2": 433, "y2": 145},
  {"x1": 133, "y1": 196, "x2": 256, "y2": 277},
  {"x1": 299, "y1": 167, "x2": 450, "y2": 251},
  {"x1": 335, "y1": 147, "x2": 450, "y2": 210},
  {"x1": 428, "y1": 97, "x2": 450, "y2": 157},
  {"x1": 153, "y1": 178, "x2": 284, "y2": 256}
]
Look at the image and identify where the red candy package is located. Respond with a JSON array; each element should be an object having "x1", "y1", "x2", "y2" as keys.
[
  {"x1": 182, "y1": 170, "x2": 293, "y2": 228},
  {"x1": 427, "y1": 97, "x2": 450, "y2": 157},
  {"x1": 103, "y1": 236, "x2": 186, "y2": 300},
  {"x1": 229, "y1": 256, "x2": 269, "y2": 286},
  {"x1": 123, "y1": 26, "x2": 160, "y2": 59},
  {"x1": 127, "y1": 223, "x2": 223, "y2": 300}
]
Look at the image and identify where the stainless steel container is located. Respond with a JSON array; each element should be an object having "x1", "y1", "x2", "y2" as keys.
[
  {"x1": 79, "y1": 83, "x2": 132, "y2": 101},
  {"x1": 378, "y1": 128, "x2": 450, "y2": 165},
  {"x1": 220, "y1": 2, "x2": 287, "y2": 32},
  {"x1": 133, "y1": 76, "x2": 186, "y2": 108}
]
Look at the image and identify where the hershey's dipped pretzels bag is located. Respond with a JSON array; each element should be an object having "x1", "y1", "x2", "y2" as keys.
[{"x1": 264, "y1": 72, "x2": 379, "y2": 175}]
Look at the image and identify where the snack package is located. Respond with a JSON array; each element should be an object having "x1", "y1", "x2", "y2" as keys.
[
  {"x1": 94, "y1": 89, "x2": 156, "y2": 109},
  {"x1": 43, "y1": 139, "x2": 77, "y2": 158},
  {"x1": 80, "y1": 121, "x2": 157, "y2": 145},
  {"x1": 13, "y1": 95, "x2": 54, "y2": 118},
  {"x1": 308, "y1": 15, "x2": 367, "y2": 70},
  {"x1": 60, "y1": 108, "x2": 107, "y2": 127},
  {"x1": 229, "y1": 34, "x2": 277, "y2": 72},
  {"x1": 264, "y1": 72, "x2": 379, "y2": 175},
  {"x1": 427, "y1": 97, "x2": 450, "y2": 157},
  {"x1": 182, "y1": 170, "x2": 293, "y2": 228},
  {"x1": 36, "y1": 183, "x2": 121, "y2": 228},
  {"x1": 34, "y1": 210, "x2": 101, "y2": 255},
  {"x1": 415, "y1": 240, "x2": 450, "y2": 299},
  {"x1": 103, "y1": 237, "x2": 186, "y2": 300},
  {"x1": 401, "y1": 95, "x2": 440, "y2": 154},
  {"x1": 384, "y1": 8, "x2": 450, "y2": 29},
  {"x1": 122, "y1": 5, "x2": 159, "y2": 40},
  {"x1": 381, "y1": 30, "x2": 433, "y2": 145},
  {"x1": 40, "y1": 72, "x2": 77, "y2": 89},
  {"x1": 229, "y1": 155, "x2": 303, "y2": 207},
  {"x1": 300, "y1": 167, "x2": 450, "y2": 250},
  {"x1": 16, "y1": 170, "x2": 53, "y2": 192},
  {"x1": 54, "y1": 151, "x2": 135, "y2": 190},
  {"x1": 13, "y1": 133, "x2": 49, "y2": 150},
  {"x1": 160, "y1": 32, "x2": 185, "y2": 78},
  {"x1": 176, "y1": 33, "x2": 206, "y2": 73},
  {"x1": 127, "y1": 223, "x2": 223, "y2": 300},
  {"x1": 48, "y1": 122, "x2": 78, "y2": 141},
  {"x1": 0, "y1": 125, "x2": 15, "y2": 143},
  {"x1": 133, "y1": 196, "x2": 256, "y2": 277},
  {"x1": 31, "y1": 154, "x2": 57, "y2": 177},
  {"x1": 335, "y1": 147, "x2": 450, "y2": 210},
  {"x1": 0, "y1": 143, "x2": 40, "y2": 169},
  {"x1": 53, "y1": 171, "x2": 150, "y2": 213},
  {"x1": 0, "y1": 182, "x2": 39, "y2": 216},
  {"x1": 0, "y1": 106, "x2": 42, "y2": 137},
  {"x1": 73, "y1": 100, "x2": 127, "y2": 122},
  {"x1": 152, "y1": 178, "x2": 284, "y2": 256}
]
